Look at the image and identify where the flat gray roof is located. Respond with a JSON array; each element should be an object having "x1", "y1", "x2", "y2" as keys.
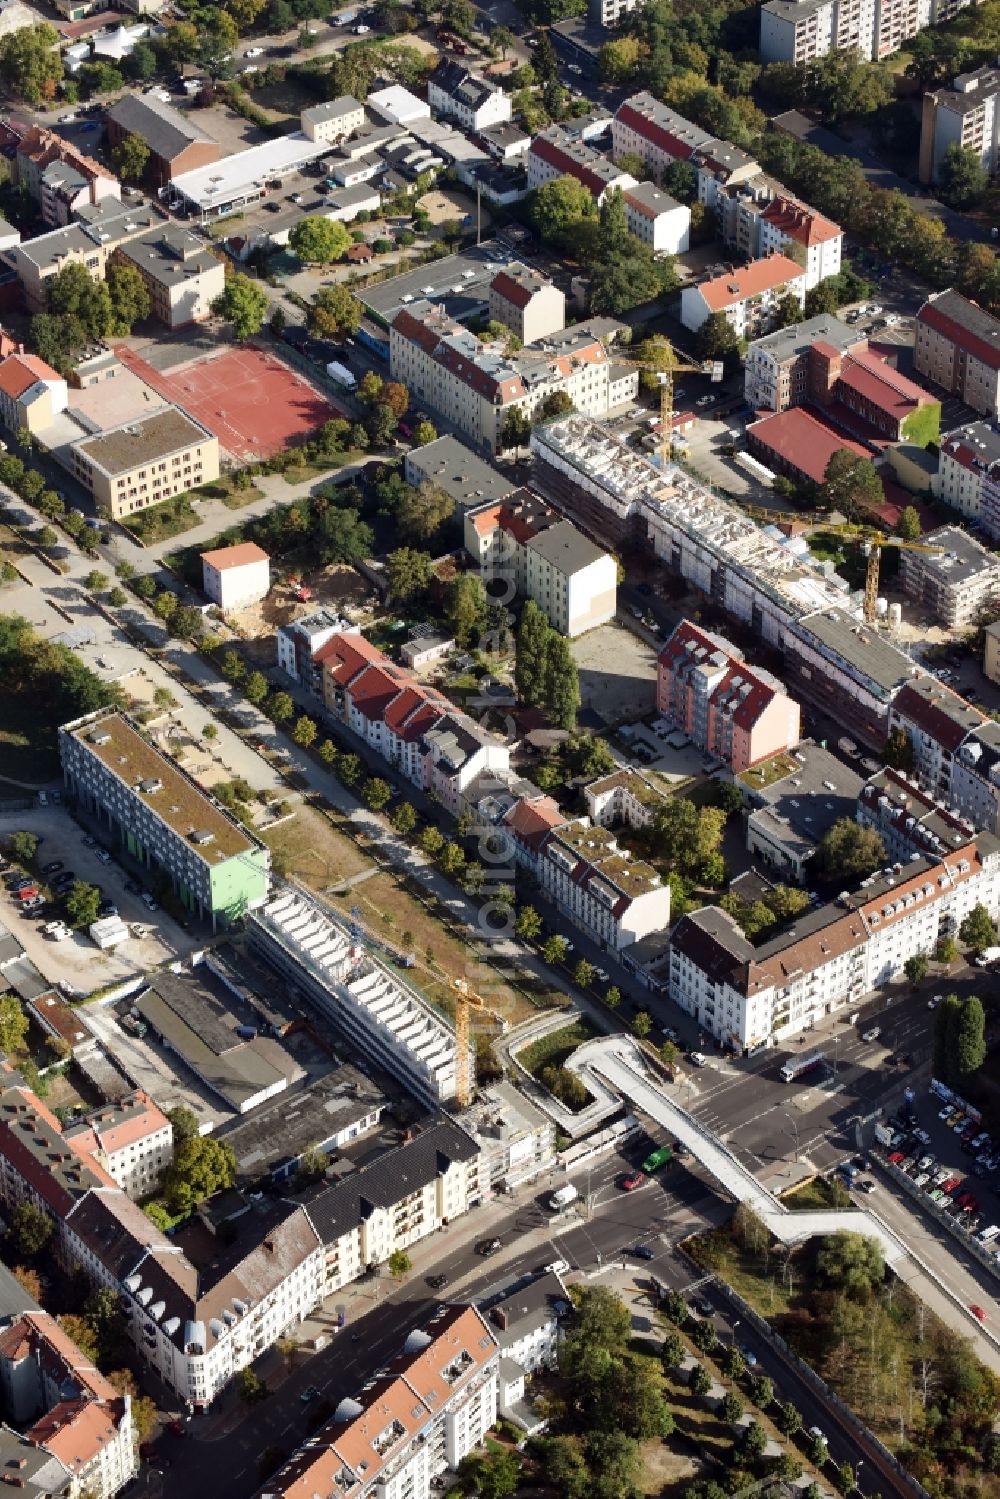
[
  {"x1": 75, "y1": 406, "x2": 214, "y2": 477},
  {"x1": 220, "y1": 1064, "x2": 386, "y2": 1176},
  {"x1": 916, "y1": 524, "x2": 1000, "y2": 583},
  {"x1": 118, "y1": 223, "x2": 221, "y2": 287},
  {"x1": 749, "y1": 312, "x2": 860, "y2": 363},
  {"x1": 527, "y1": 516, "x2": 606, "y2": 574},
  {"x1": 750, "y1": 741, "x2": 862, "y2": 848},
  {"x1": 360, "y1": 241, "x2": 517, "y2": 324},
  {"x1": 796, "y1": 608, "x2": 916, "y2": 695},
  {"x1": 406, "y1": 434, "x2": 516, "y2": 510}
]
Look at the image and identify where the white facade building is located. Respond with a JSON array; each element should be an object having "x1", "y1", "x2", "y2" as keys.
[
  {"x1": 201, "y1": 541, "x2": 270, "y2": 611},
  {"x1": 276, "y1": 608, "x2": 359, "y2": 696},
  {"x1": 66, "y1": 1090, "x2": 173, "y2": 1199},
  {"x1": 680, "y1": 255, "x2": 807, "y2": 338},
  {"x1": 428, "y1": 60, "x2": 511, "y2": 132},
  {"x1": 935, "y1": 422, "x2": 1000, "y2": 538},
  {"x1": 300, "y1": 95, "x2": 366, "y2": 145},
  {"x1": 623, "y1": 183, "x2": 690, "y2": 255}
]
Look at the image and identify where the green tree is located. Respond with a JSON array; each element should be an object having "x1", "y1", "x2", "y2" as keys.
[
  {"x1": 955, "y1": 994, "x2": 987, "y2": 1083},
  {"x1": 515, "y1": 599, "x2": 550, "y2": 706},
  {"x1": 36, "y1": 526, "x2": 58, "y2": 550},
  {"x1": 244, "y1": 670, "x2": 268, "y2": 704},
  {"x1": 821, "y1": 447, "x2": 884, "y2": 519},
  {"x1": 933, "y1": 992, "x2": 961, "y2": 1080},
  {"x1": 396, "y1": 480, "x2": 453, "y2": 546},
  {"x1": 107, "y1": 587, "x2": 126, "y2": 608},
  {"x1": 938, "y1": 143, "x2": 989, "y2": 208},
  {"x1": 815, "y1": 1229, "x2": 885, "y2": 1300},
  {"x1": 540, "y1": 1436, "x2": 589, "y2": 1499},
  {"x1": 292, "y1": 715, "x2": 317, "y2": 748},
  {"x1": 895, "y1": 504, "x2": 922, "y2": 541},
  {"x1": 317, "y1": 508, "x2": 373, "y2": 565},
  {"x1": 106, "y1": 262, "x2": 151, "y2": 333},
  {"x1": 337, "y1": 752, "x2": 362, "y2": 786},
  {"x1": 387, "y1": 1248, "x2": 412, "y2": 1278},
  {"x1": 168, "y1": 1105, "x2": 199, "y2": 1142},
  {"x1": 959, "y1": 902, "x2": 997, "y2": 955},
  {"x1": 109, "y1": 132, "x2": 150, "y2": 183},
  {"x1": 438, "y1": 841, "x2": 465, "y2": 879},
  {"x1": 544, "y1": 933, "x2": 569, "y2": 965},
  {"x1": 690, "y1": 1364, "x2": 713, "y2": 1397},
  {"x1": 719, "y1": 1391, "x2": 744, "y2": 1424},
  {"x1": 750, "y1": 1374, "x2": 774, "y2": 1409},
  {"x1": 412, "y1": 419, "x2": 437, "y2": 446},
  {"x1": 65, "y1": 881, "x2": 102, "y2": 927},
  {"x1": 391, "y1": 801, "x2": 417, "y2": 835},
  {"x1": 515, "y1": 906, "x2": 542, "y2": 942},
  {"x1": 309, "y1": 282, "x2": 362, "y2": 338},
  {"x1": 904, "y1": 952, "x2": 929, "y2": 984},
  {"x1": 0, "y1": 24, "x2": 63, "y2": 103},
  {"x1": 221, "y1": 648, "x2": 246, "y2": 683},
  {"x1": 937, "y1": 934, "x2": 959, "y2": 964},
  {"x1": 661, "y1": 1331, "x2": 686, "y2": 1367},
  {"x1": 632, "y1": 1010, "x2": 652, "y2": 1039},
  {"x1": 742, "y1": 1420, "x2": 768, "y2": 1458},
  {"x1": 599, "y1": 35, "x2": 643, "y2": 81},
  {"x1": 531, "y1": 173, "x2": 595, "y2": 243},
  {"x1": 237, "y1": 1368, "x2": 268, "y2": 1404},
  {"x1": 290, "y1": 216, "x2": 351, "y2": 265},
  {"x1": 318, "y1": 739, "x2": 337, "y2": 765},
  {"x1": 445, "y1": 573, "x2": 487, "y2": 646},
  {"x1": 538, "y1": 389, "x2": 575, "y2": 422},
  {"x1": 695, "y1": 312, "x2": 740, "y2": 363},
  {"x1": 164, "y1": 1134, "x2": 237, "y2": 1214},
  {"x1": 8, "y1": 830, "x2": 38, "y2": 864},
  {"x1": 501, "y1": 406, "x2": 531, "y2": 451},
  {"x1": 267, "y1": 691, "x2": 295, "y2": 724},
  {"x1": 544, "y1": 634, "x2": 580, "y2": 729},
  {"x1": 813, "y1": 818, "x2": 885, "y2": 881},
  {"x1": 883, "y1": 725, "x2": 914, "y2": 771},
  {"x1": 203, "y1": 724, "x2": 218, "y2": 742},
  {"x1": 363, "y1": 777, "x2": 392, "y2": 811},
  {"x1": 721, "y1": 1346, "x2": 746, "y2": 1380},
  {"x1": 7, "y1": 1200, "x2": 52, "y2": 1258},
  {"x1": 211, "y1": 273, "x2": 270, "y2": 340},
  {"x1": 776, "y1": 1400, "x2": 801, "y2": 1437},
  {"x1": 385, "y1": 547, "x2": 432, "y2": 603}
]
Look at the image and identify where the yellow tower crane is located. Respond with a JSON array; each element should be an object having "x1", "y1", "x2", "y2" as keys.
[
  {"x1": 741, "y1": 508, "x2": 945, "y2": 626},
  {"x1": 452, "y1": 978, "x2": 501, "y2": 1109},
  {"x1": 626, "y1": 339, "x2": 723, "y2": 466}
]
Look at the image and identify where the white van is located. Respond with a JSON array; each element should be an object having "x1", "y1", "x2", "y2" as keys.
[{"x1": 548, "y1": 1183, "x2": 579, "y2": 1211}]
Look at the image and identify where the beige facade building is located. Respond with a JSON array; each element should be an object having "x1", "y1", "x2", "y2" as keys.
[
  {"x1": 300, "y1": 95, "x2": 366, "y2": 145},
  {"x1": 465, "y1": 490, "x2": 617, "y2": 635},
  {"x1": 66, "y1": 406, "x2": 219, "y2": 518},
  {"x1": 0, "y1": 352, "x2": 67, "y2": 435},
  {"x1": 914, "y1": 288, "x2": 1000, "y2": 419},
  {"x1": 488, "y1": 263, "x2": 565, "y2": 345},
  {"x1": 985, "y1": 619, "x2": 1000, "y2": 684},
  {"x1": 114, "y1": 225, "x2": 225, "y2": 329},
  {"x1": 9, "y1": 198, "x2": 164, "y2": 312}
]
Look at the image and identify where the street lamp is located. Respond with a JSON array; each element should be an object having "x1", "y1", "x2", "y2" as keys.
[
  {"x1": 782, "y1": 1111, "x2": 801, "y2": 1162},
  {"x1": 854, "y1": 1459, "x2": 865, "y2": 1492},
  {"x1": 731, "y1": 1318, "x2": 740, "y2": 1348}
]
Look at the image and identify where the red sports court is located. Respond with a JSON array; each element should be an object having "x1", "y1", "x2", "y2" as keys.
[{"x1": 117, "y1": 344, "x2": 339, "y2": 462}]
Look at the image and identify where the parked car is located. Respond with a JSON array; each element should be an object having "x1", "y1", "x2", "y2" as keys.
[
  {"x1": 620, "y1": 1171, "x2": 644, "y2": 1191},
  {"x1": 140, "y1": 892, "x2": 159, "y2": 911},
  {"x1": 41, "y1": 861, "x2": 63, "y2": 875},
  {"x1": 476, "y1": 1238, "x2": 502, "y2": 1257}
]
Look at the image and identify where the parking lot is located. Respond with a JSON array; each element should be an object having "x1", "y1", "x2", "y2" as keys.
[{"x1": 0, "y1": 808, "x2": 198, "y2": 992}]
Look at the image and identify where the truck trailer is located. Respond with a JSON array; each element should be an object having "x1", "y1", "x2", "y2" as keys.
[{"x1": 779, "y1": 1049, "x2": 826, "y2": 1083}]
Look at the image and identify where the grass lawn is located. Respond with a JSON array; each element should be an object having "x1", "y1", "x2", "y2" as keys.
[
  {"x1": 684, "y1": 1226, "x2": 797, "y2": 1320},
  {"x1": 738, "y1": 751, "x2": 798, "y2": 791},
  {"x1": 192, "y1": 477, "x2": 265, "y2": 512},
  {"x1": 123, "y1": 494, "x2": 201, "y2": 544},
  {"x1": 516, "y1": 1017, "x2": 599, "y2": 1078},
  {"x1": 265, "y1": 805, "x2": 560, "y2": 1027},
  {"x1": 0, "y1": 693, "x2": 61, "y2": 784},
  {"x1": 781, "y1": 1175, "x2": 850, "y2": 1212}
]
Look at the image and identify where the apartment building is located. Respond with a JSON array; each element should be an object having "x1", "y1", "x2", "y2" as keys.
[
  {"x1": 486, "y1": 1270, "x2": 570, "y2": 1374},
  {"x1": 899, "y1": 524, "x2": 1000, "y2": 627},
  {"x1": 260, "y1": 1306, "x2": 499, "y2": 1499},
  {"x1": 389, "y1": 300, "x2": 624, "y2": 454},
  {"x1": 611, "y1": 94, "x2": 716, "y2": 177},
  {"x1": 920, "y1": 64, "x2": 1000, "y2": 183},
  {"x1": 249, "y1": 886, "x2": 474, "y2": 1107},
  {"x1": 65, "y1": 405, "x2": 219, "y2": 519},
  {"x1": 745, "y1": 313, "x2": 863, "y2": 411},
  {"x1": 758, "y1": 195, "x2": 842, "y2": 288},
  {"x1": 759, "y1": 0, "x2": 965, "y2": 62},
  {"x1": 428, "y1": 60, "x2": 511, "y2": 131},
  {"x1": 783, "y1": 607, "x2": 917, "y2": 748},
  {"x1": 914, "y1": 288, "x2": 1000, "y2": 419},
  {"x1": 113, "y1": 224, "x2": 225, "y2": 329},
  {"x1": 59, "y1": 709, "x2": 271, "y2": 925},
  {"x1": 300, "y1": 95, "x2": 366, "y2": 146},
  {"x1": 14, "y1": 126, "x2": 120, "y2": 227},
  {"x1": 807, "y1": 339, "x2": 939, "y2": 443},
  {"x1": 9, "y1": 197, "x2": 164, "y2": 313},
  {"x1": 986, "y1": 618, "x2": 1000, "y2": 684},
  {"x1": 0, "y1": 1310, "x2": 136, "y2": 1499},
  {"x1": 935, "y1": 421, "x2": 1000, "y2": 534},
  {"x1": 679, "y1": 255, "x2": 807, "y2": 339},
  {"x1": 276, "y1": 609, "x2": 359, "y2": 696},
  {"x1": 505, "y1": 812, "x2": 670, "y2": 951},
  {"x1": 622, "y1": 182, "x2": 690, "y2": 255},
  {"x1": 669, "y1": 833, "x2": 1000, "y2": 1049},
  {"x1": 695, "y1": 140, "x2": 762, "y2": 213},
  {"x1": 404, "y1": 433, "x2": 517, "y2": 514},
  {"x1": 65, "y1": 1090, "x2": 173, "y2": 1198},
  {"x1": 656, "y1": 620, "x2": 801, "y2": 772},
  {"x1": 320, "y1": 630, "x2": 510, "y2": 813},
  {"x1": 106, "y1": 93, "x2": 220, "y2": 188},
  {"x1": 887, "y1": 677, "x2": 1000, "y2": 835},
  {"x1": 585, "y1": 767, "x2": 669, "y2": 830},
  {"x1": 527, "y1": 125, "x2": 637, "y2": 203},
  {"x1": 465, "y1": 489, "x2": 617, "y2": 635},
  {"x1": 857, "y1": 766, "x2": 978, "y2": 865},
  {"x1": 744, "y1": 741, "x2": 862, "y2": 882},
  {"x1": 0, "y1": 352, "x2": 67, "y2": 437},
  {"x1": 201, "y1": 540, "x2": 271, "y2": 612},
  {"x1": 488, "y1": 263, "x2": 565, "y2": 345}
]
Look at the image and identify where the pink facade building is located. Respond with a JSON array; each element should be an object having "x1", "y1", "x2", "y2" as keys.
[{"x1": 657, "y1": 620, "x2": 801, "y2": 772}]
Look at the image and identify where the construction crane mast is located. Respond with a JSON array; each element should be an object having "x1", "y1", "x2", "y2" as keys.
[
  {"x1": 452, "y1": 978, "x2": 491, "y2": 1109},
  {"x1": 626, "y1": 339, "x2": 723, "y2": 466},
  {"x1": 741, "y1": 508, "x2": 945, "y2": 625}
]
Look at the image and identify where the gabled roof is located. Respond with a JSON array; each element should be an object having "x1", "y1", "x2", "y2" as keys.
[
  {"x1": 917, "y1": 288, "x2": 1000, "y2": 372},
  {"x1": 613, "y1": 93, "x2": 715, "y2": 161},
  {"x1": 0, "y1": 352, "x2": 61, "y2": 400},
  {"x1": 107, "y1": 92, "x2": 216, "y2": 161},
  {"x1": 697, "y1": 254, "x2": 805, "y2": 311},
  {"x1": 761, "y1": 194, "x2": 841, "y2": 247},
  {"x1": 891, "y1": 677, "x2": 985, "y2": 751}
]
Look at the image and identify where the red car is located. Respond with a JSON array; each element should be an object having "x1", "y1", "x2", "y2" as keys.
[
  {"x1": 888, "y1": 1151, "x2": 905, "y2": 1164},
  {"x1": 620, "y1": 1172, "x2": 644, "y2": 1191},
  {"x1": 970, "y1": 1304, "x2": 987, "y2": 1323},
  {"x1": 166, "y1": 1419, "x2": 185, "y2": 1437},
  {"x1": 941, "y1": 1176, "x2": 960, "y2": 1192}
]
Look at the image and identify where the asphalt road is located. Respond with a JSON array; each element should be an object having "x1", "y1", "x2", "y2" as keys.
[{"x1": 159, "y1": 1138, "x2": 909, "y2": 1499}]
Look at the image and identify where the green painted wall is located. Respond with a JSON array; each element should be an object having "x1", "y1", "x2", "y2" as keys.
[
  {"x1": 210, "y1": 848, "x2": 270, "y2": 922},
  {"x1": 901, "y1": 401, "x2": 941, "y2": 450}
]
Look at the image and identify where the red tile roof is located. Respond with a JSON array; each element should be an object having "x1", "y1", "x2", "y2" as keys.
[
  {"x1": 836, "y1": 347, "x2": 933, "y2": 428},
  {"x1": 917, "y1": 293, "x2": 1000, "y2": 372},
  {"x1": 892, "y1": 681, "x2": 985, "y2": 751},
  {"x1": 0, "y1": 353, "x2": 61, "y2": 400},
  {"x1": 491, "y1": 269, "x2": 537, "y2": 309},
  {"x1": 615, "y1": 100, "x2": 704, "y2": 161},
  {"x1": 529, "y1": 133, "x2": 608, "y2": 198},
  {"x1": 698, "y1": 254, "x2": 805, "y2": 313},
  {"x1": 761, "y1": 194, "x2": 841, "y2": 247},
  {"x1": 748, "y1": 405, "x2": 870, "y2": 485},
  {"x1": 200, "y1": 541, "x2": 269, "y2": 571},
  {"x1": 658, "y1": 620, "x2": 790, "y2": 737},
  {"x1": 503, "y1": 794, "x2": 566, "y2": 851}
]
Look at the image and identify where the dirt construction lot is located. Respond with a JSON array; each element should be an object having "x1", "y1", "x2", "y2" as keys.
[
  {"x1": 571, "y1": 621, "x2": 658, "y2": 727},
  {"x1": 0, "y1": 808, "x2": 198, "y2": 993},
  {"x1": 234, "y1": 565, "x2": 377, "y2": 662}
]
